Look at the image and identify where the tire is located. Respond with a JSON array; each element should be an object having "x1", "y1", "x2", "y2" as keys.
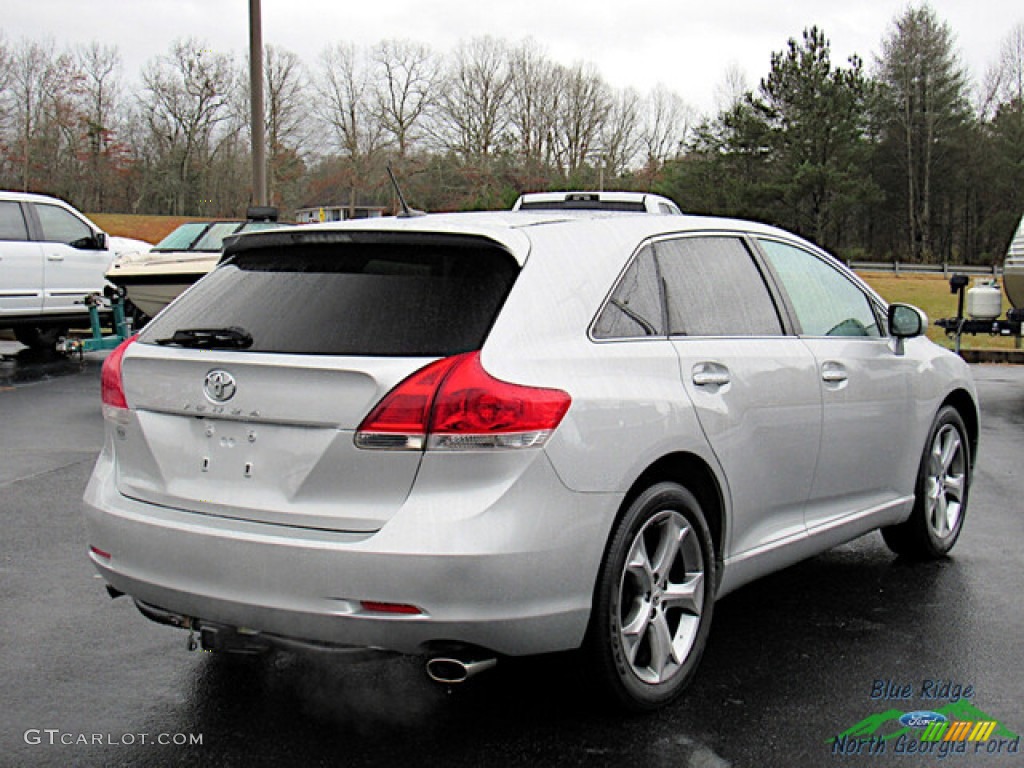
[
  {"x1": 585, "y1": 482, "x2": 715, "y2": 711},
  {"x1": 14, "y1": 325, "x2": 68, "y2": 351},
  {"x1": 882, "y1": 406, "x2": 970, "y2": 559}
]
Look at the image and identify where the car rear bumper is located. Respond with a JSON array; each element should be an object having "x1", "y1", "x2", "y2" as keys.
[{"x1": 83, "y1": 446, "x2": 620, "y2": 656}]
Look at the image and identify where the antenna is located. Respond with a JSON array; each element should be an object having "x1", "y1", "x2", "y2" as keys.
[{"x1": 386, "y1": 163, "x2": 425, "y2": 218}]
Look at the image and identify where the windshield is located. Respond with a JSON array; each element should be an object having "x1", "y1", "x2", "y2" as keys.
[
  {"x1": 191, "y1": 222, "x2": 245, "y2": 251},
  {"x1": 151, "y1": 222, "x2": 212, "y2": 252},
  {"x1": 237, "y1": 221, "x2": 285, "y2": 234}
]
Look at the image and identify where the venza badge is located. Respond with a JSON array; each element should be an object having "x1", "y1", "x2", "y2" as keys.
[{"x1": 203, "y1": 370, "x2": 237, "y2": 403}]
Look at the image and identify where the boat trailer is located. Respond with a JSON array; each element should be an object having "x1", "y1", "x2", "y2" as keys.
[{"x1": 58, "y1": 286, "x2": 134, "y2": 359}]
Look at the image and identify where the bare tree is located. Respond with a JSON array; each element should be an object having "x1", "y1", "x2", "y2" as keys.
[
  {"x1": 980, "y1": 22, "x2": 1024, "y2": 117},
  {"x1": 506, "y1": 40, "x2": 562, "y2": 173},
  {"x1": 77, "y1": 42, "x2": 123, "y2": 210},
  {"x1": 601, "y1": 87, "x2": 643, "y2": 179},
  {"x1": 316, "y1": 42, "x2": 386, "y2": 215},
  {"x1": 140, "y1": 39, "x2": 238, "y2": 215},
  {"x1": 263, "y1": 45, "x2": 307, "y2": 208},
  {"x1": 372, "y1": 39, "x2": 438, "y2": 159},
  {"x1": 640, "y1": 84, "x2": 695, "y2": 172},
  {"x1": 434, "y1": 37, "x2": 512, "y2": 159},
  {"x1": 7, "y1": 38, "x2": 66, "y2": 192},
  {"x1": 713, "y1": 62, "x2": 750, "y2": 114},
  {"x1": 550, "y1": 62, "x2": 609, "y2": 178},
  {"x1": 0, "y1": 34, "x2": 12, "y2": 144}
]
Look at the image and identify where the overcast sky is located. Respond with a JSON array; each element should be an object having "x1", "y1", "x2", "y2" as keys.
[{"x1": 4, "y1": 0, "x2": 1021, "y2": 114}]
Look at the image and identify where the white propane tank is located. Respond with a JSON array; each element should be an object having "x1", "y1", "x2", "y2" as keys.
[{"x1": 967, "y1": 280, "x2": 1003, "y2": 320}]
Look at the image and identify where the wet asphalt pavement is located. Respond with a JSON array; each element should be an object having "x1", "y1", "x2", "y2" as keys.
[{"x1": 1, "y1": 343, "x2": 1022, "y2": 768}]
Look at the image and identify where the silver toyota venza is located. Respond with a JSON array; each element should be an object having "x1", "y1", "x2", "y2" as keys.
[{"x1": 84, "y1": 210, "x2": 978, "y2": 710}]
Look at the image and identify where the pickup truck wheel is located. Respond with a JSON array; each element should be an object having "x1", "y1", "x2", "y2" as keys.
[{"x1": 14, "y1": 325, "x2": 68, "y2": 351}]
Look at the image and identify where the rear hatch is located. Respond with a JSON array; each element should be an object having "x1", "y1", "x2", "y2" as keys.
[{"x1": 116, "y1": 231, "x2": 521, "y2": 532}]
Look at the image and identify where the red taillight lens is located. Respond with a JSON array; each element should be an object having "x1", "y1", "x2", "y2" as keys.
[
  {"x1": 357, "y1": 354, "x2": 464, "y2": 437},
  {"x1": 431, "y1": 352, "x2": 570, "y2": 434},
  {"x1": 355, "y1": 351, "x2": 571, "y2": 451},
  {"x1": 359, "y1": 600, "x2": 424, "y2": 615},
  {"x1": 101, "y1": 335, "x2": 137, "y2": 410}
]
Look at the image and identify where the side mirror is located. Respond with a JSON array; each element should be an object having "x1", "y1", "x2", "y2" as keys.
[
  {"x1": 69, "y1": 232, "x2": 107, "y2": 251},
  {"x1": 889, "y1": 303, "x2": 927, "y2": 339}
]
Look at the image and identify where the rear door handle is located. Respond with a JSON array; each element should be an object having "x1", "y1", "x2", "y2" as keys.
[
  {"x1": 692, "y1": 362, "x2": 730, "y2": 387},
  {"x1": 821, "y1": 361, "x2": 848, "y2": 383}
]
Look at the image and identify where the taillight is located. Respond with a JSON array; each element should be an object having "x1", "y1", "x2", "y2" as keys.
[
  {"x1": 101, "y1": 335, "x2": 137, "y2": 412},
  {"x1": 355, "y1": 351, "x2": 571, "y2": 451}
]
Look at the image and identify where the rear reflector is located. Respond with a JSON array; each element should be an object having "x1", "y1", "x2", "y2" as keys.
[
  {"x1": 355, "y1": 351, "x2": 570, "y2": 451},
  {"x1": 359, "y1": 601, "x2": 424, "y2": 616},
  {"x1": 90, "y1": 545, "x2": 111, "y2": 560}
]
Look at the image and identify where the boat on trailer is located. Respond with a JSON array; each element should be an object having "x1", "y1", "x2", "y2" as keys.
[{"x1": 106, "y1": 208, "x2": 287, "y2": 321}]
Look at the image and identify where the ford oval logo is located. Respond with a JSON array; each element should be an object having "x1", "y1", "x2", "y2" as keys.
[
  {"x1": 203, "y1": 370, "x2": 237, "y2": 403},
  {"x1": 899, "y1": 711, "x2": 948, "y2": 728}
]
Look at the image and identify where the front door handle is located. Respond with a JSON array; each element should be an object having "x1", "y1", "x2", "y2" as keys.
[
  {"x1": 692, "y1": 362, "x2": 730, "y2": 387},
  {"x1": 821, "y1": 361, "x2": 848, "y2": 383},
  {"x1": 47, "y1": 253, "x2": 65, "y2": 261}
]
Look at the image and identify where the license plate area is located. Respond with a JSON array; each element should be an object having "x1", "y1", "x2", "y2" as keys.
[{"x1": 198, "y1": 418, "x2": 260, "y2": 480}]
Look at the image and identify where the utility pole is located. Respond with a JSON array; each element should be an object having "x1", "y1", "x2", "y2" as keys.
[{"x1": 249, "y1": 0, "x2": 268, "y2": 206}]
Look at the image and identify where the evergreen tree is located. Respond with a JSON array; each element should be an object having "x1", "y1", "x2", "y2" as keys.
[
  {"x1": 752, "y1": 26, "x2": 877, "y2": 250},
  {"x1": 875, "y1": 5, "x2": 971, "y2": 262}
]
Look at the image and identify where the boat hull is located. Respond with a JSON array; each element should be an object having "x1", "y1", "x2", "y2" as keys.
[
  {"x1": 106, "y1": 255, "x2": 217, "y2": 319},
  {"x1": 112, "y1": 277, "x2": 205, "y2": 320}
]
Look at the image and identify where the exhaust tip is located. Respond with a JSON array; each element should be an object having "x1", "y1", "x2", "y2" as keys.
[{"x1": 426, "y1": 656, "x2": 497, "y2": 685}]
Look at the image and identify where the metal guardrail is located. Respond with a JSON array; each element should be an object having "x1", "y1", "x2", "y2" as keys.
[{"x1": 849, "y1": 261, "x2": 1002, "y2": 276}]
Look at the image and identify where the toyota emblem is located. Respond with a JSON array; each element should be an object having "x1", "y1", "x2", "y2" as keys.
[{"x1": 203, "y1": 370, "x2": 237, "y2": 403}]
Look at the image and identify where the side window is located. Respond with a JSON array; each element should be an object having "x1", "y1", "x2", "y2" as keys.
[
  {"x1": 0, "y1": 202, "x2": 29, "y2": 241},
  {"x1": 758, "y1": 239, "x2": 881, "y2": 338},
  {"x1": 656, "y1": 236, "x2": 783, "y2": 337},
  {"x1": 593, "y1": 245, "x2": 664, "y2": 338},
  {"x1": 34, "y1": 203, "x2": 93, "y2": 246}
]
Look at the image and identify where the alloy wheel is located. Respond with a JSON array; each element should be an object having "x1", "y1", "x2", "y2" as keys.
[
  {"x1": 925, "y1": 424, "x2": 965, "y2": 539},
  {"x1": 616, "y1": 509, "x2": 705, "y2": 685}
]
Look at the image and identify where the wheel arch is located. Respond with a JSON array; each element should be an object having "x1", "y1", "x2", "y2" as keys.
[{"x1": 618, "y1": 452, "x2": 726, "y2": 581}]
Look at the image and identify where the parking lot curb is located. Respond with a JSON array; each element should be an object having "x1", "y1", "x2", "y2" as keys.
[{"x1": 957, "y1": 348, "x2": 1024, "y2": 364}]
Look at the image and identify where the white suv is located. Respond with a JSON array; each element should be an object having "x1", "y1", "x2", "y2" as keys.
[
  {"x1": 0, "y1": 191, "x2": 112, "y2": 350},
  {"x1": 84, "y1": 210, "x2": 977, "y2": 710}
]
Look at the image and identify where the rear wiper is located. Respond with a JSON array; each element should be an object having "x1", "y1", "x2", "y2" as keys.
[{"x1": 155, "y1": 327, "x2": 254, "y2": 349}]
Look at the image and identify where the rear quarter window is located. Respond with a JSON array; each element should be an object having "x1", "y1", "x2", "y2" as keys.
[
  {"x1": 140, "y1": 238, "x2": 520, "y2": 357},
  {"x1": 0, "y1": 202, "x2": 29, "y2": 241}
]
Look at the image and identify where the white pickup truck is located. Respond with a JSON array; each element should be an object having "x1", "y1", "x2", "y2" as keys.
[{"x1": 0, "y1": 191, "x2": 115, "y2": 350}]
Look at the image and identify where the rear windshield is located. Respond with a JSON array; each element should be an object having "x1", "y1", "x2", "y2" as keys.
[{"x1": 139, "y1": 239, "x2": 520, "y2": 357}]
